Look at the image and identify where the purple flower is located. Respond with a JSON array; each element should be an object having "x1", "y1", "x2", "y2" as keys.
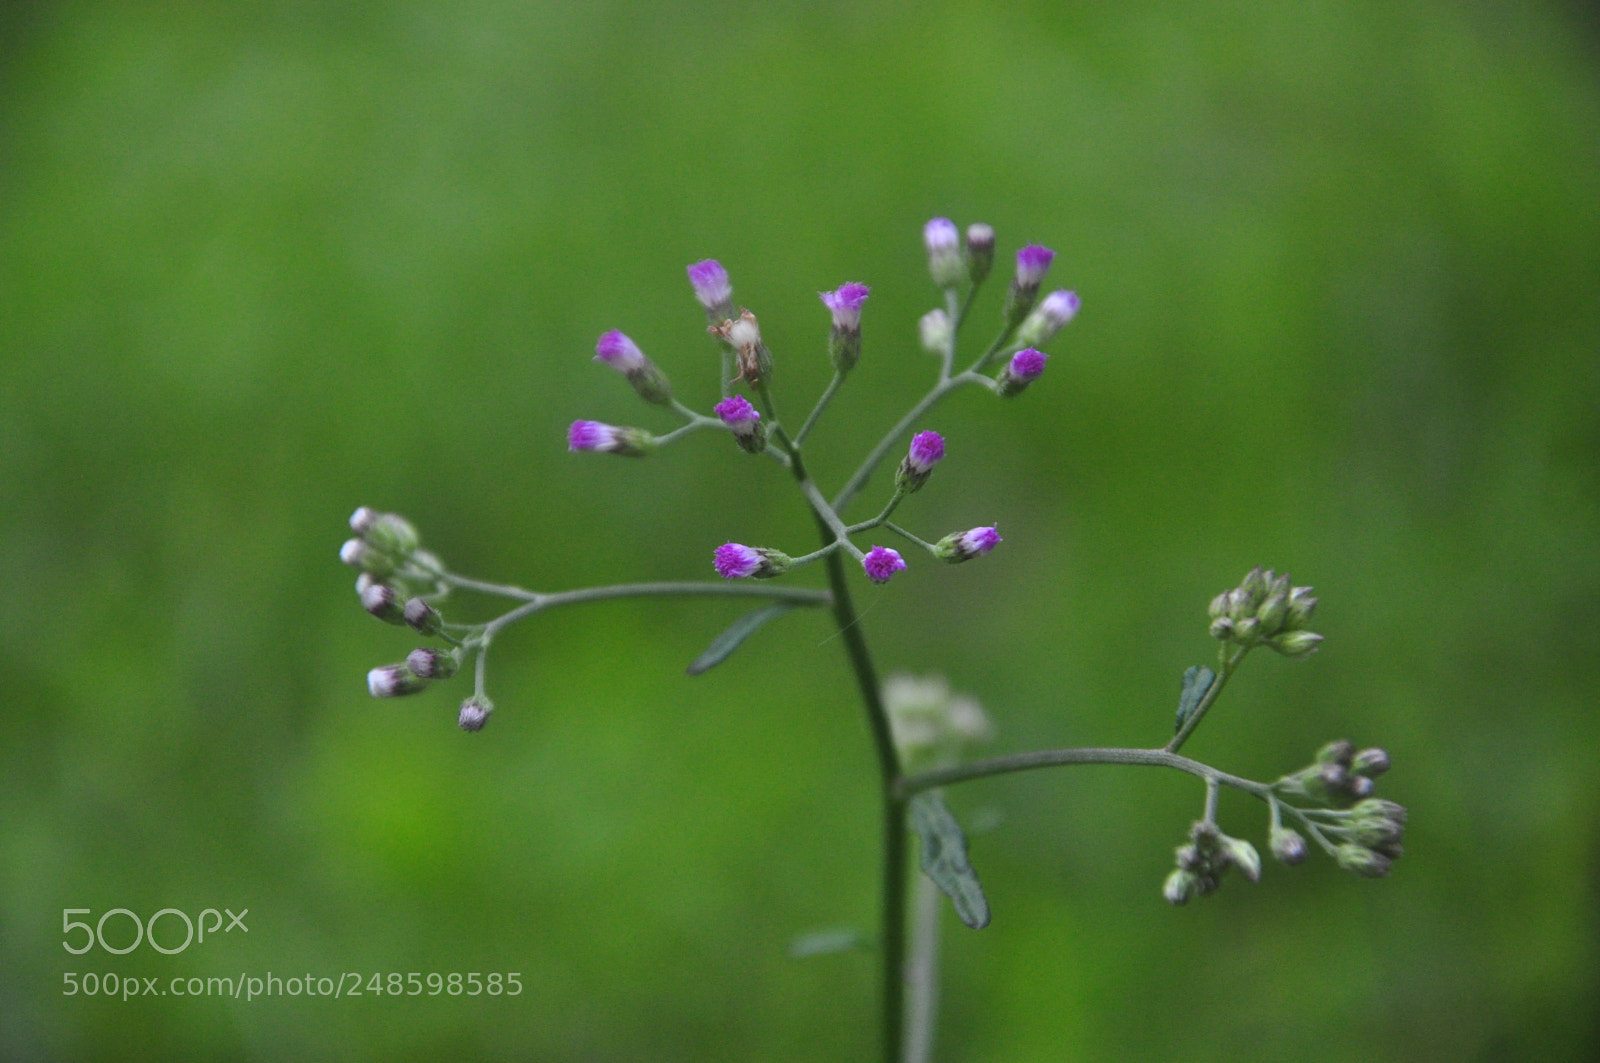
[
  {"x1": 819, "y1": 282, "x2": 871, "y2": 331},
  {"x1": 714, "y1": 395, "x2": 768, "y2": 453},
  {"x1": 1011, "y1": 348, "x2": 1048, "y2": 380},
  {"x1": 687, "y1": 259, "x2": 733, "y2": 313},
  {"x1": 1017, "y1": 289, "x2": 1080, "y2": 347},
  {"x1": 1015, "y1": 244, "x2": 1055, "y2": 287},
  {"x1": 907, "y1": 431, "x2": 945, "y2": 473},
  {"x1": 862, "y1": 546, "x2": 907, "y2": 585},
  {"x1": 714, "y1": 542, "x2": 791, "y2": 580},
  {"x1": 896, "y1": 430, "x2": 945, "y2": 494},
  {"x1": 568, "y1": 420, "x2": 652, "y2": 456},
  {"x1": 935, "y1": 526, "x2": 1003, "y2": 563},
  {"x1": 997, "y1": 349, "x2": 1048, "y2": 398},
  {"x1": 715, "y1": 394, "x2": 761, "y2": 427},
  {"x1": 594, "y1": 329, "x2": 647, "y2": 372},
  {"x1": 924, "y1": 218, "x2": 964, "y2": 287}
]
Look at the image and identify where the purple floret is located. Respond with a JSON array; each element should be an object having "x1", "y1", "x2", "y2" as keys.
[
  {"x1": 862, "y1": 546, "x2": 907, "y2": 585},
  {"x1": 687, "y1": 259, "x2": 732, "y2": 310},
  {"x1": 961, "y1": 527, "x2": 1003, "y2": 556},
  {"x1": 820, "y1": 282, "x2": 872, "y2": 329},
  {"x1": 908, "y1": 430, "x2": 945, "y2": 472},
  {"x1": 714, "y1": 542, "x2": 763, "y2": 580},
  {"x1": 714, "y1": 395, "x2": 761, "y2": 426},
  {"x1": 924, "y1": 218, "x2": 959, "y2": 252},
  {"x1": 1010, "y1": 348, "x2": 1048, "y2": 381},
  {"x1": 1015, "y1": 244, "x2": 1055, "y2": 285},
  {"x1": 594, "y1": 329, "x2": 646, "y2": 371}
]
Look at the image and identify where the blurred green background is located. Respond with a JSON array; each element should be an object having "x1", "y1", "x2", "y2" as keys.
[{"x1": 3, "y1": 0, "x2": 1598, "y2": 1059}]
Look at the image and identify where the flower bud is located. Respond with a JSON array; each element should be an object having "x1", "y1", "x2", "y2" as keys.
[
  {"x1": 965, "y1": 223, "x2": 995, "y2": 284},
  {"x1": 1163, "y1": 868, "x2": 1198, "y2": 905},
  {"x1": 363, "y1": 513, "x2": 420, "y2": 557},
  {"x1": 1014, "y1": 289, "x2": 1080, "y2": 348},
  {"x1": 349, "y1": 506, "x2": 380, "y2": 536},
  {"x1": 1351, "y1": 748, "x2": 1390, "y2": 777},
  {"x1": 1270, "y1": 825, "x2": 1308, "y2": 865},
  {"x1": 1002, "y1": 244, "x2": 1054, "y2": 325},
  {"x1": 1335, "y1": 843, "x2": 1392, "y2": 878},
  {"x1": 918, "y1": 309, "x2": 952, "y2": 354},
  {"x1": 923, "y1": 217, "x2": 964, "y2": 288},
  {"x1": 368, "y1": 664, "x2": 427, "y2": 698},
  {"x1": 1269, "y1": 630, "x2": 1324, "y2": 658},
  {"x1": 458, "y1": 695, "x2": 493, "y2": 732},
  {"x1": 361, "y1": 582, "x2": 407, "y2": 625},
  {"x1": 714, "y1": 395, "x2": 768, "y2": 454},
  {"x1": 933, "y1": 526, "x2": 1002, "y2": 563},
  {"x1": 403, "y1": 596, "x2": 442, "y2": 635},
  {"x1": 709, "y1": 309, "x2": 773, "y2": 387},
  {"x1": 687, "y1": 259, "x2": 734, "y2": 321},
  {"x1": 862, "y1": 546, "x2": 907, "y2": 585},
  {"x1": 1346, "y1": 774, "x2": 1376, "y2": 799},
  {"x1": 595, "y1": 330, "x2": 672, "y2": 405},
  {"x1": 406, "y1": 647, "x2": 460, "y2": 679},
  {"x1": 1256, "y1": 588, "x2": 1290, "y2": 636},
  {"x1": 895, "y1": 431, "x2": 945, "y2": 494},
  {"x1": 713, "y1": 543, "x2": 791, "y2": 580},
  {"x1": 1209, "y1": 616, "x2": 1234, "y2": 640},
  {"x1": 1285, "y1": 586, "x2": 1318, "y2": 629},
  {"x1": 341, "y1": 538, "x2": 396, "y2": 577},
  {"x1": 820, "y1": 283, "x2": 871, "y2": 372},
  {"x1": 1208, "y1": 592, "x2": 1230, "y2": 619},
  {"x1": 1221, "y1": 836, "x2": 1262, "y2": 882},
  {"x1": 1317, "y1": 740, "x2": 1355, "y2": 766},
  {"x1": 997, "y1": 348, "x2": 1047, "y2": 397},
  {"x1": 567, "y1": 420, "x2": 655, "y2": 457}
]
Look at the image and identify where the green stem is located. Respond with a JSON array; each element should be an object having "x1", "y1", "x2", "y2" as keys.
[
  {"x1": 883, "y1": 521, "x2": 936, "y2": 553},
  {"x1": 796, "y1": 370, "x2": 847, "y2": 445},
  {"x1": 1165, "y1": 646, "x2": 1249, "y2": 754},
  {"x1": 898, "y1": 746, "x2": 1272, "y2": 801}
]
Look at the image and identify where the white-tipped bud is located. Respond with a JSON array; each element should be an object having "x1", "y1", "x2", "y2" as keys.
[
  {"x1": 1221, "y1": 836, "x2": 1262, "y2": 883},
  {"x1": 965, "y1": 223, "x2": 995, "y2": 284},
  {"x1": 363, "y1": 513, "x2": 420, "y2": 557},
  {"x1": 349, "y1": 506, "x2": 380, "y2": 536},
  {"x1": 1163, "y1": 868, "x2": 1198, "y2": 905},
  {"x1": 1351, "y1": 747, "x2": 1391, "y2": 777},
  {"x1": 1270, "y1": 630, "x2": 1324, "y2": 658},
  {"x1": 918, "y1": 309, "x2": 952, "y2": 354},
  {"x1": 341, "y1": 538, "x2": 396, "y2": 577},
  {"x1": 367, "y1": 664, "x2": 427, "y2": 698},
  {"x1": 403, "y1": 597, "x2": 442, "y2": 636},
  {"x1": 406, "y1": 647, "x2": 459, "y2": 679},
  {"x1": 1270, "y1": 825, "x2": 1308, "y2": 865},
  {"x1": 361, "y1": 582, "x2": 407, "y2": 625},
  {"x1": 458, "y1": 695, "x2": 492, "y2": 732},
  {"x1": 1014, "y1": 289, "x2": 1080, "y2": 347},
  {"x1": 923, "y1": 217, "x2": 964, "y2": 288}
]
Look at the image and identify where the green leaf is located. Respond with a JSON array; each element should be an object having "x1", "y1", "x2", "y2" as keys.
[
  {"x1": 686, "y1": 602, "x2": 796, "y2": 676},
  {"x1": 909, "y1": 792, "x2": 991, "y2": 929},
  {"x1": 1175, "y1": 665, "x2": 1217, "y2": 733},
  {"x1": 788, "y1": 927, "x2": 871, "y2": 959}
]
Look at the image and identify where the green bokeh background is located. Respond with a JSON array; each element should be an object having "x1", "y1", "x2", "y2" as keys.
[{"x1": 3, "y1": 1, "x2": 1597, "y2": 1059}]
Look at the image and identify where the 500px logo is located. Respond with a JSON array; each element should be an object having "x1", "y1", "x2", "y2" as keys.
[{"x1": 63, "y1": 908, "x2": 248, "y2": 955}]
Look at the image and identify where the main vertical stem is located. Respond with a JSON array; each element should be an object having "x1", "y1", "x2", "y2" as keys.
[{"x1": 787, "y1": 444, "x2": 908, "y2": 1063}]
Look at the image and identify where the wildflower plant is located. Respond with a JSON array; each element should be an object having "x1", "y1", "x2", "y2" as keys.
[{"x1": 338, "y1": 218, "x2": 1405, "y2": 1060}]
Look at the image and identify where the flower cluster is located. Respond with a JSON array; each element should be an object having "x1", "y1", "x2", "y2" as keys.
[
  {"x1": 1209, "y1": 566, "x2": 1322, "y2": 657},
  {"x1": 1163, "y1": 820, "x2": 1263, "y2": 904}
]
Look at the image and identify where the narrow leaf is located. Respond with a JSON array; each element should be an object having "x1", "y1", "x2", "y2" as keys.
[
  {"x1": 687, "y1": 602, "x2": 796, "y2": 676},
  {"x1": 1175, "y1": 665, "x2": 1217, "y2": 733},
  {"x1": 788, "y1": 927, "x2": 871, "y2": 959},
  {"x1": 909, "y1": 792, "x2": 991, "y2": 929}
]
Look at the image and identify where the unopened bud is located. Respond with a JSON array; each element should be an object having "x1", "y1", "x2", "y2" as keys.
[
  {"x1": 1163, "y1": 868, "x2": 1198, "y2": 905},
  {"x1": 1256, "y1": 589, "x2": 1289, "y2": 636},
  {"x1": 1233, "y1": 616, "x2": 1260, "y2": 640},
  {"x1": 1209, "y1": 616, "x2": 1234, "y2": 640},
  {"x1": 1353, "y1": 798, "x2": 1407, "y2": 825},
  {"x1": 714, "y1": 395, "x2": 768, "y2": 454},
  {"x1": 349, "y1": 506, "x2": 380, "y2": 536},
  {"x1": 458, "y1": 695, "x2": 492, "y2": 732},
  {"x1": 923, "y1": 217, "x2": 964, "y2": 288},
  {"x1": 1221, "y1": 836, "x2": 1262, "y2": 882},
  {"x1": 820, "y1": 283, "x2": 871, "y2": 372},
  {"x1": 965, "y1": 223, "x2": 995, "y2": 284},
  {"x1": 1335, "y1": 844, "x2": 1392, "y2": 878},
  {"x1": 341, "y1": 538, "x2": 396, "y2": 577},
  {"x1": 1002, "y1": 244, "x2": 1055, "y2": 326},
  {"x1": 403, "y1": 597, "x2": 442, "y2": 635},
  {"x1": 368, "y1": 664, "x2": 427, "y2": 698},
  {"x1": 406, "y1": 647, "x2": 459, "y2": 679},
  {"x1": 1270, "y1": 630, "x2": 1324, "y2": 657},
  {"x1": 687, "y1": 259, "x2": 734, "y2": 321},
  {"x1": 1317, "y1": 740, "x2": 1355, "y2": 766},
  {"x1": 1285, "y1": 586, "x2": 1318, "y2": 629},
  {"x1": 364, "y1": 513, "x2": 420, "y2": 557},
  {"x1": 1318, "y1": 762, "x2": 1348, "y2": 792},
  {"x1": 361, "y1": 582, "x2": 407, "y2": 625},
  {"x1": 1270, "y1": 825, "x2": 1308, "y2": 865},
  {"x1": 918, "y1": 309, "x2": 952, "y2": 354},
  {"x1": 1174, "y1": 843, "x2": 1202, "y2": 872},
  {"x1": 1351, "y1": 748, "x2": 1390, "y2": 777},
  {"x1": 1208, "y1": 592, "x2": 1229, "y2": 619},
  {"x1": 1346, "y1": 774, "x2": 1376, "y2": 799}
]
